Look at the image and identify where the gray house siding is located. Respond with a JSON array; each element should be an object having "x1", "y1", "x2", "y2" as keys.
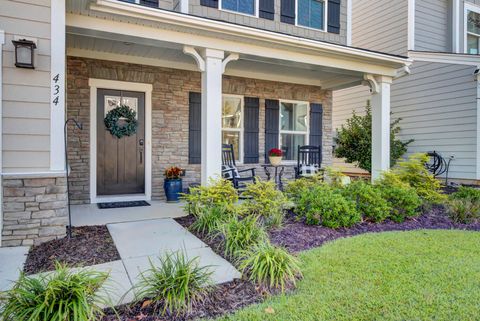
[
  {"x1": 188, "y1": 0, "x2": 347, "y2": 45},
  {"x1": 351, "y1": 0, "x2": 409, "y2": 56},
  {"x1": 415, "y1": 0, "x2": 451, "y2": 52},
  {"x1": 333, "y1": 61, "x2": 478, "y2": 180}
]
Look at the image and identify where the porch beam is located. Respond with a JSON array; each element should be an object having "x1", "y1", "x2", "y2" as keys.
[{"x1": 370, "y1": 76, "x2": 393, "y2": 182}]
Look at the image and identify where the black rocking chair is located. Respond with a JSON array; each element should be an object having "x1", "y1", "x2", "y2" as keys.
[
  {"x1": 221, "y1": 144, "x2": 256, "y2": 190},
  {"x1": 295, "y1": 145, "x2": 322, "y2": 179}
]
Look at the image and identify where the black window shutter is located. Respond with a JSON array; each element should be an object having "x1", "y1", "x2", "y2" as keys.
[
  {"x1": 243, "y1": 97, "x2": 260, "y2": 164},
  {"x1": 189, "y1": 92, "x2": 202, "y2": 164},
  {"x1": 309, "y1": 103, "x2": 323, "y2": 161},
  {"x1": 200, "y1": 0, "x2": 218, "y2": 8},
  {"x1": 281, "y1": 0, "x2": 295, "y2": 24},
  {"x1": 259, "y1": 0, "x2": 275, "y2": 20},
  {"x1": 265, "y1": 99, "x2": 280, "y2": 163},
  {"x1": 328, "y1": 0, "x2": 341, "y2": 34}
]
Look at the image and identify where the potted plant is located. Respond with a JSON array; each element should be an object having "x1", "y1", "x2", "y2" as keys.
[
  {"x1": 164, "y1": 166, "x2": 184, "y2": 203},
  {"x1": 268, "y1": 148, "x2": 283, "y2": 166}
]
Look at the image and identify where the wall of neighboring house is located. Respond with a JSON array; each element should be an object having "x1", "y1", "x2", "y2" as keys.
[
  {"x1": 0, "y1": 0, "x2": 52, "y2": 173},
  {"x1": 415, "y1": 0, "x2": 451, "y2": 52},
  {"x1": 188, "y1": 0, "x2": 347, "y2": 45},
  {"x1": 350, "y1": 0, "x2": 409, "y2": 56}
]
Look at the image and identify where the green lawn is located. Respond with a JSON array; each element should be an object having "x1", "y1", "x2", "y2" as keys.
[{"x1": 213, "y1": 230, "x2": 480, "y2": 321}]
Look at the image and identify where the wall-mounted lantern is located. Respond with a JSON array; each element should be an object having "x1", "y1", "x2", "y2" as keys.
[{"x1": 12, "y1": 39, "x2": 36, "y2": 69}]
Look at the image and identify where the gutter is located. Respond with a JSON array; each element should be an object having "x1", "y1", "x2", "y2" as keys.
[{"x1": 91, "y1": 0, "x2": 412, "y2": 68}]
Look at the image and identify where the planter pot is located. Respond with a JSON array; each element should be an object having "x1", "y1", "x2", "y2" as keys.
[
  {"x1": 269, "y1": 156, "x2": 282, "y2": 166},
  {"x1": 164, "y1": 179, "x2": 183, "y2": 203}
]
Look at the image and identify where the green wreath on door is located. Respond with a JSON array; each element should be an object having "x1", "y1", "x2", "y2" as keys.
[{"x1": 104, "y1": 105, "x2": 138, "y2": 138}]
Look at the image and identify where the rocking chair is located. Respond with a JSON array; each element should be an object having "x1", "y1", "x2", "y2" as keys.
[
  {"x1": 295, "y1": 145, "x2": 322, "y2": 179},
  {"x1": 221, "y1": 144, "x2": 256, "y2": 190}
]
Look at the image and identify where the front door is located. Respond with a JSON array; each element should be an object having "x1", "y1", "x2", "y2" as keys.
[{"x1": 97, "y1": 89, "x2": 145, "y2": 196}]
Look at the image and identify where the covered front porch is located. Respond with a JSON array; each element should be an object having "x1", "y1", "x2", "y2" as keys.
[{"x1": 65, "y1": 0, "x2": 410, "y2": 205}]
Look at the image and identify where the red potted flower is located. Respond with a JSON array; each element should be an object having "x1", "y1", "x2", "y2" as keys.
[
  {"x1": 164, "y1": 166, "x2": 185, "y2": 202},
  {"x1": 268, "y1": 148, "x2": 283, "y2": 166}
]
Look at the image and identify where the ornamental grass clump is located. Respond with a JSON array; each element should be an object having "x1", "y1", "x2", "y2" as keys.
[
  {"x1": 239, "y1": 241, "x2": 301, "y2": 292},
  {"x1": 341, "y1": 180, "x2": 391, "y2": 223},
  {"x1": 296, "y1": 185, "x2": 361, "y2": 228},
  {"x1": 181, "y1": 178, "x2": 238, "y2": 215},
  {"x1": 219, "y1": 215, "x2": 267, "y2": 259},
  {"x1": 239, "y1": 179, "x2": 290, "y2": 229},
  {"x1": 0, "y1": 263, "x2": 109, "y2": 321},
  {"x1": 447, "y1": 186, "x2": 480, "y2": 224},
  {"x1": 135, "y1": 251, "x2": 213, "y2": 316},
  {"x1": 190, "y1": 205, "x2": 233, "y2": 236}
]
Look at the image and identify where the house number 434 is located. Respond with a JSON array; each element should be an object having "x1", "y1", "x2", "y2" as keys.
[{"x1": 52, "y1": 73, "x2": 61, "y2": 106}]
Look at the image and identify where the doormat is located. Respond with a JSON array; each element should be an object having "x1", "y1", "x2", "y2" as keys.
[{"x1": 97, "y1": 201, "x2": 151, "y2": 209}]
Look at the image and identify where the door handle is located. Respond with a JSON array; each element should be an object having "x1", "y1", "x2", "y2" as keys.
[
  {"x1": 140, "y1": 150, "x2": 143, "y2": 164},
  {"x1": 139, "y1": 139, "x2": 144, "y2": 146}
]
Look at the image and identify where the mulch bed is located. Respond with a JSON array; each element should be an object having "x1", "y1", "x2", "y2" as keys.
[
  {"x1": 270, "y1": 206, "x2": 480, "y2": 253},
  {"x1": 102, "y1": 279, "x2": 263, "y2": 321},
  {"x1": 24, "y1": 226, "x2": 120, "y2": 275}
]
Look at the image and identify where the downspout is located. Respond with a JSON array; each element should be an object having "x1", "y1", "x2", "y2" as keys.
[
  {"x1": 0, "y1": 30, "x2": 4, "y2": 247},
  {"x1": 475, "y1": 67, "x2": 480, "y2": 181}
]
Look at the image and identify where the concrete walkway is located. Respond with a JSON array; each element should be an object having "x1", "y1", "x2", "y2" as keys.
[{"x1": 0, "y1": 246, "x2": 29, "y2": 291}]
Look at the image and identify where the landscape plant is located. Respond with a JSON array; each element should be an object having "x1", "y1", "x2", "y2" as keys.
[
  {"x1": 284, "y1": 175, "x2": 323, "y2": 203},
  {"x1": 239, "y1": 241, "x2": 301, "y2": 292},
  {"x1": 334, "y1": 101, "x2": 413, "y2": 172},
  {"x1": 219, "y1": 215, "x2": 267, "y2": 259},
  {"x1": 239, "y1": 179, "x2": 289, "y2": 229},
  {"x1": 181, "y1": 178, "x2": 238, "y2": 215},
  {"x1": 450, "y1": 186, "x2": 480, "y2": 203},
  {"x1": 296, "y1": 185, "x2": 361, "y2": 228},
  {"x1": 189, "y1": 205, "x2": 234, "y2": 236},
  {"x1": 0, "y1": 263, "x2": 109, "y2": 321},
  {"x1": 341, "y1": 180, "x2": 391, "y2": 222},
  {"x1": 136, "y1": 251, "x2": 213, "y2": 316},
  {"x1": 446, "y1": 186, "x2": 480, "y2": 224}
]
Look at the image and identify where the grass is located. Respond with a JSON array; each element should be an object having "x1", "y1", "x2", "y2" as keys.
[{"x1": 212, "y1": 230, "x2": 480, "y2": 321}]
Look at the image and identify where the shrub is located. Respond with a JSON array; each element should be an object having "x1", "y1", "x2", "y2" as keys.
[
  {"x1": 296, "y1": 185, "x2": 361, "y2": 228},
  {"x1": 219, "y1": 215, "x2": 267, "y2": 259},
  {"x1": 334, "y1": 100, "x2": 413, "y2": 172},
  {"x1": 239, "y1": 179, "x2": 289, "y2": 229},
  {"x1": 136, "y1": 251, "x2": 213, "y2": 316},
  {"x1": 284, "y1": 175, "x2": 323, "y2": 203},
  {"x1": 0, "y1": 263, "x2": 108, "y2": 321},
  {"x1": 376, "y1": 175, "x2": 422, "y2": 222},
  {"x1": 341, "y1": 180, "x2": 391, "y2": 222},
  {"x1": 390, "y1": 153, "x2": 446, "y2": 204},
  {"x1": 181, "y1": 178, "x2": 238, "y2": 215},
  {"x1": 451, "y1": 186, "x2": 480, "y2": 203},
  {"x1": 446, "y1": 198, "x2": 480, "y2": 224},
  {"x1": 324, "y1": 166, "x2": 350, "y2": 187},
  {"x1": 239, "y1": 241, "x2": 301, "y2": 292},
  {"x1": 189, "y1": 205, "x2": 233, "y2": 236}
]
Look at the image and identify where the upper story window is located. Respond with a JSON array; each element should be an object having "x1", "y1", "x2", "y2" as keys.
[
  {"x1": 280, "y1": 101, "x2": 309, "y2": 161},
  {"x1": 222, "y1": 95, "x2": 244, "y2": 162},
  {"x1": 221, "y1": 0, "x2": 257, "y2": 16},
  {"x1": 123, "y1": 0, "x2": 159, "y2": 8},
  {"x1": 467, "y1": 10, "x2": 480, "y2": 54},
  {"x1": 297, "y1": 0, "x2": 326, "y2": 31}
]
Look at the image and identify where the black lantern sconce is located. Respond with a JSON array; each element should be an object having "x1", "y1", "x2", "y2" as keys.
[{"x1": 12, "y1": 39, "x2": 36, "y2": 69}]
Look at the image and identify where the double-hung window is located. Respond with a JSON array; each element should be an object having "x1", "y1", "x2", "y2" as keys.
[
  {"x1": 467, "y1": 10, "x2": 480, "y2": 54},
  {"x1": 297, "y1": 0, "x2": 326, "y2": 31},
  {"x1": 221, "y1": 0, "x2": 256, "y2": 16},
  {"x1": 222, "y1": 95, "x2": 244, "y2": 162},
  {"x1": 279, "y1": 101, "x2": 309, "y2": 161}
]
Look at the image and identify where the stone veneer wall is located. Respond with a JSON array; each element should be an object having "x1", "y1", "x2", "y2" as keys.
[
  {"x1": 2, "y1": 174, "x2": 68, "y2": 247},
  {"x1": 66, "y1": 56, "x2": 332, "y2": 203}
]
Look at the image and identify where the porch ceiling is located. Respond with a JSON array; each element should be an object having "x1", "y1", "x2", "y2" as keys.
[{"x1": 67, "y1": 33, "x2": 365, "y2": 89}]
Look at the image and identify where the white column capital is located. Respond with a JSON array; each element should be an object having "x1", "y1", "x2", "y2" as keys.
[
  {"x1": 201, "y1": 48, "x2": 224, "y2": 60},
  {"x1": 363, "y1": 74, "x2": 393, "y2": 94}
]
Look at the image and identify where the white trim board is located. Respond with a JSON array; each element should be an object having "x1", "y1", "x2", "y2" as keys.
[
  {"x1": 407, "y1": 0, "x2": 415, "y2": 51},
  {"x1": 0, "y1": 29, "x2": 4, "y2": 246},
  {"x1": 408, "y1": 51, "x2": 480, "y2": 66},
  {"x1": 88, "y1": 78, "x2": 153, "y2": 204}
]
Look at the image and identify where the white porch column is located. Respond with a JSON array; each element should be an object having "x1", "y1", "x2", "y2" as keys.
[
  {"x1": 200, "y1": 49, "x2": 224, "y2": 185},
  {"x1": 370, "y1": 76, "x2": 393, "y2": 181}
]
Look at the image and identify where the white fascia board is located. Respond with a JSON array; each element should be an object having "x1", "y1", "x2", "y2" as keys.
[
  {"x1": 68, "y1": 14, "x2": 408, "y2": 77},
  {"x1": 88, "y1": 0, "x2": 410, "y2": 71},
  {"x1": 408, "y1": 50, "x2": 480, "y2": 66}
]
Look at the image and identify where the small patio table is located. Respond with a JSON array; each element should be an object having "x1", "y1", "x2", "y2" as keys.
[{"x1": 262, "y1": 164, "x2": 295, "y2": 191}]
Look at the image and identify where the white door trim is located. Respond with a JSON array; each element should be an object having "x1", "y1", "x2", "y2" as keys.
[{"x1": 88, "y1": 78, "x2": 153, "y2": 203}]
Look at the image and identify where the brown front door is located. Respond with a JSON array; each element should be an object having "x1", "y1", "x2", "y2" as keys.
[{"x1": 97, "y1": 89, "x2": 145, "y2": 195}]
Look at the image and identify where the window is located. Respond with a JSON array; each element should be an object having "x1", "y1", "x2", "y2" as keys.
[
  {"x1": 221, "y1": 0, "x2": 256, "y2": 16},
  {"x1": 467, "y1": 10, "x2": 480, "y2": 54},
  {"x1": 279, "y1": 101, "x2": 309, "y2": 161},
  {"x1": 222, "y1": 95, "x2": 244, "y2": 162},
  {"x1": 123, "y1": 0, "x2": 159, "y2": 8},
  {"x1": 297, "y1": 0, "x2": 326, "y2": 30}
]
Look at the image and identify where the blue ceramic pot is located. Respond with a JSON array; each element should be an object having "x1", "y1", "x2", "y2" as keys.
[{"x1": 164, "y1": 179, "x2": 183, "y2": 203}]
